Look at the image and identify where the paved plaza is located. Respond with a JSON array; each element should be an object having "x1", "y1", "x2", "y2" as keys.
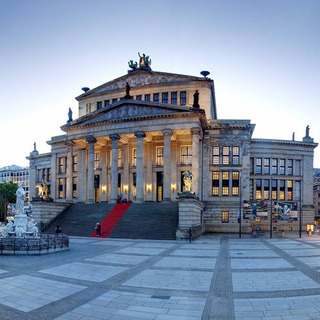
[{"x1": 1, "y1": 234, "x2": 320, "y2": 319}]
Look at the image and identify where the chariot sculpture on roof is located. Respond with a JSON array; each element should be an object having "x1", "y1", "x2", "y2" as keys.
[{"x1": 128, "y1": 52, "x2": 152, "y2": 70}]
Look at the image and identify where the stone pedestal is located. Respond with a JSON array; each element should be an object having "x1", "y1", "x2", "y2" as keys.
[
  {"x1": 176, "y1": 192, "x2": 204, "y2": 239},
  {"x1": 14, "y1": 214, "x2": 28, "y2": 227}
]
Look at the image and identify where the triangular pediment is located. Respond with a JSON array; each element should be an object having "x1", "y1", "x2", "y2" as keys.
[
  {"x1": 62, "y1": 100, "x2": 202, "y2": 131},
  {"x1": 76, "y1": 69, "x2": 204, "y2": 100}
]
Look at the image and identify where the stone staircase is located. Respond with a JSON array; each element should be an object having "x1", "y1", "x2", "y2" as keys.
[{"x1": 43, "y1": 202, "x2": 179, "y2": 239}]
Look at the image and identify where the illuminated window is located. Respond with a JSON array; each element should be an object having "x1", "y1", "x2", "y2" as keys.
[
  {"x1": 133, "y1": 148, "x2": 137, "y2": 167},
  {"x1": 156, "y1": 147, "x2": 164, "y2": 166},
  {"x1": 212, "y1": 146, "x2": 219, "y2": 165},
  {"x1": 181, "y1": 146, "x2": 192, "y2": 165},
  {"x1": 94, "y1": 153, "x2": 100, "y2": 170},
  {"x1": 287, "y1": 180, "x2": 293, "y2": 200},
  {"x1": 232, "y1": 171, "x2": 239, "y2": 196},
  {"x1": 222, "y1": 147, "x2": 230, "y2": 165},
  {"x1": 256, "y1": 179, "x2": 262, "y2": 200},
  {"x1": 171, "y1": 92, "x2": 177, "y2": 104},
  {"x1": 222, "y1": 211, "x2": 229, "y2": 223},
  {"x1": 222, "y1": 171, "x2": 229, "y2": 196},
  {"x1": 118, "y1": 149, "x2": 122, "y2": 168},
  {"x1": 212, "y1": 171, "x2": 219, "y2": 196},
  {"x1": 280, "y1": 180, "x2": 285, "y2": 200},
  {"x1": 180, "y1": 91, "x2": 187, "y2": 105},
  {"x1": 272, "y1": 179, "x2": 277, "y2": 200},
  {"x1": 263, "y1": 179, "x2": 270, "y2": 200}
]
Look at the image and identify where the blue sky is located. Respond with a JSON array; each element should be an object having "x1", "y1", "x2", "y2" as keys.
[{"x1": 1, "y1": 0, "x2": 319, "y2": 167}]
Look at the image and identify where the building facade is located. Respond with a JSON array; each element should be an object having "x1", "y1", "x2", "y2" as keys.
[
  {"x1": 27, "y1": 55, "x2": 318, "y2": 233},
  {"x1": 0, "y1": 165, "x2": 30, "y2": 201}
]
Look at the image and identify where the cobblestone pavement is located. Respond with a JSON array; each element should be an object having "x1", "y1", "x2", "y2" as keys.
[{"x1": 1, "y1": 234, "x2": 320, "y2": 319}]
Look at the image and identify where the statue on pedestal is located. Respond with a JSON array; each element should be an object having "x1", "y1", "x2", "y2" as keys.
[
  {"x1": 182, "y1": 171, "x2": 193, "y2": 192},
  {"x1": 15, "y1": 183, "x2": 25, "y2": 215}
]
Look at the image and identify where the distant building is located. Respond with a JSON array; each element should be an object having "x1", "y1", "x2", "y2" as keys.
[
  {"x1": 313, "y1": 169, "x2": 320, "y2": 222},
  {"x1": 27, "y1": 54, "x2": 318, "y2": 234},
  {"x1": 0, "y1": 165, "x2": 30, "y2": 201}
]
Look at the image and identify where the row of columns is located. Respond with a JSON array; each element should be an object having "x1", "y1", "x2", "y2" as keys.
[{"x1": 63, "y1": 127, "x2": 201, "y2": 203}]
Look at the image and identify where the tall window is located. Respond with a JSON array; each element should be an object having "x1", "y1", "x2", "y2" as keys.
[
  {"x1": 256, "y1": 179, "x2": 262, "y2": 200},
  {"x1": 104, "y1": 100, "x2": 110, "y2": 107},
  {"x1": 47, "y1": 168, "x2": 51, "y2": 182},
  {"x1": 72, "y1": 177, "x2": 77, "y2": 198},
  {"x1": 222, "y1": 211, "x2": 229, "y2": 223},
  {"x1": 171, "y1": 92, "x2": 177, "y2": 104},
  {"x1": 279, "y1": 159, "x2": 285, "y2": 175},
  {"x1": 181, "y1": 146, "x2": 192, "y2": 165},
  {"x1": 162, "y1": 92, "x2": 168, "y2": 103},
  {"x1": 133, "y1": 148, "x2": 137, "y2": 167},
  {"x1": 58, "y1": 178, "x2": 64, "y2": 198},
  {"x1": 72, "y1": 155, "x2": 78, "y2": 172},
  {"x1": 212, "y1": 171, "x2": 219, "y2": 196},
  {"x1": 145, "y1": 94, "x2": 151, "y2": 101},
  {"x1": 112, "y1": 98, "x2": 118, "y2": 104},
  {"x1": 232, "y1": 171, "x2": 239, "y2": 196},
  {"x1": 271, "y1": 179, "x2": 277, "y2": 200},
  {"x1": 222, "y1": 147, "x2": 230, "y2": 165},
  {"x1": 180, "y1": 91, "x2": 187, "y2": 105},
  {"x1": 263, "y1": 158, "x2": 270, "y2": 174},
  {"x1": 58, "y1": 157, "x2": 65, "y2": 174},
  {"x1": 94, "y1": 153, "x2": 100, "y2": 170},
  {"x1": 153, "y1": 93, "x2": 159, "y2": 102},
  {"x1": 287, "y1": 180, "x2": 293, "y2": 200},
  {"x1": 287, "y1": 159, "x2": 293, "y2": 175},
  {"x1": 279, "y1": 180, "x2": 285, "y2": 200},
  {"x1": 232, "y1": 146, "x2": 240, "y2": 165},
  {"x1": 256, "y1": 158, "x2": 262, "y2": 174},
  {"x1": 271, "y1": 159, "x2": 278, "y2": 174},
  {"x1": 136, "y1": 95, "x2": 142, "y2": 100},
  {"x1": 222, "y1": 171, "x2": 229, "y2": 196},
  {"x1": 118, "y1": 149, "x2": 122, "y2": 168},
  {"x1": 156, "y1": 147, "x2": 164, "y2": 166},
  {"x1": 97, "y1": 101, "x2": 102, "y2": 109},
  {"x1": 264, "y1": 179, "x2": 270, "y2": 199},
  {"x1": 212, "y1": 146, "x2": 219, "y2": 165}
]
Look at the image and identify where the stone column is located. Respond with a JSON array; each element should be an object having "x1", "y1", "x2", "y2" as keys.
[
  {"x1": 77, "y1": 149, "x2": 87, "y2": 202},
  {"x1": 146, "y1": 141, "x2": 153, "y2": 201},
  {"x1": 66, "y1": 141, "x2": 74, "y2": 202},
  {"x1": 110, "y1": 134, "x2": 120, "y2": 203},
  {"x1": 191, "y1": 127, "x2": 200, "y2": 195},
  {"x1": 51, "y1": 153, "x2": 57, "y2": 201},
  {"x1": 163, "y1": 129, "x2": 172, "y2": 201},
  {"x1": 122, "y1": 143, "x2": 130, "y2": 200},
  {"x1": 135, "y1": 131, "x2": 146, "y2": 203},
  {"x1": 100, "y1": 145, "x2": 107, "y2": 202},
  {"x1": 86, "y1": 136, "x2": 96, "y2": 203}
]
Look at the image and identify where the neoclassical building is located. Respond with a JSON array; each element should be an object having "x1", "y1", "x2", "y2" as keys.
[{"x1": 27, "y1": 55, "x2": 318, "y2": 233}]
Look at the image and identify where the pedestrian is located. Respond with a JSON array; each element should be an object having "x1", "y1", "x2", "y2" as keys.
[{"x1": 95, "y1": 222, "x2": 101, "y2": 236}]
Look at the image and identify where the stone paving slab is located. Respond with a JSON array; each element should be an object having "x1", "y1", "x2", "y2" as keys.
[{"x1": 1, "y1": 234, "x2": 320, "y2": 319}]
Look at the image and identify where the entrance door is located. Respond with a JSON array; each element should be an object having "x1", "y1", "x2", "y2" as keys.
[
  {"x1": 94, "y1": 175, "x2": 100, "y2": 202},
  {"x1": 156, "y1": 171, "x2": 163, "y2": 202}
]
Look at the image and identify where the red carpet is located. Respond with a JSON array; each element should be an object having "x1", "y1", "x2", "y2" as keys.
[{"x1": 91, "y1": 202, "x2": 131, "y2": 238}]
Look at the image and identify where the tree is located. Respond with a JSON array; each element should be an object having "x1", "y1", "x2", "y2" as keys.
[{"x1": 0, "y1": 182, "x2": 18, "y2": 221}]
